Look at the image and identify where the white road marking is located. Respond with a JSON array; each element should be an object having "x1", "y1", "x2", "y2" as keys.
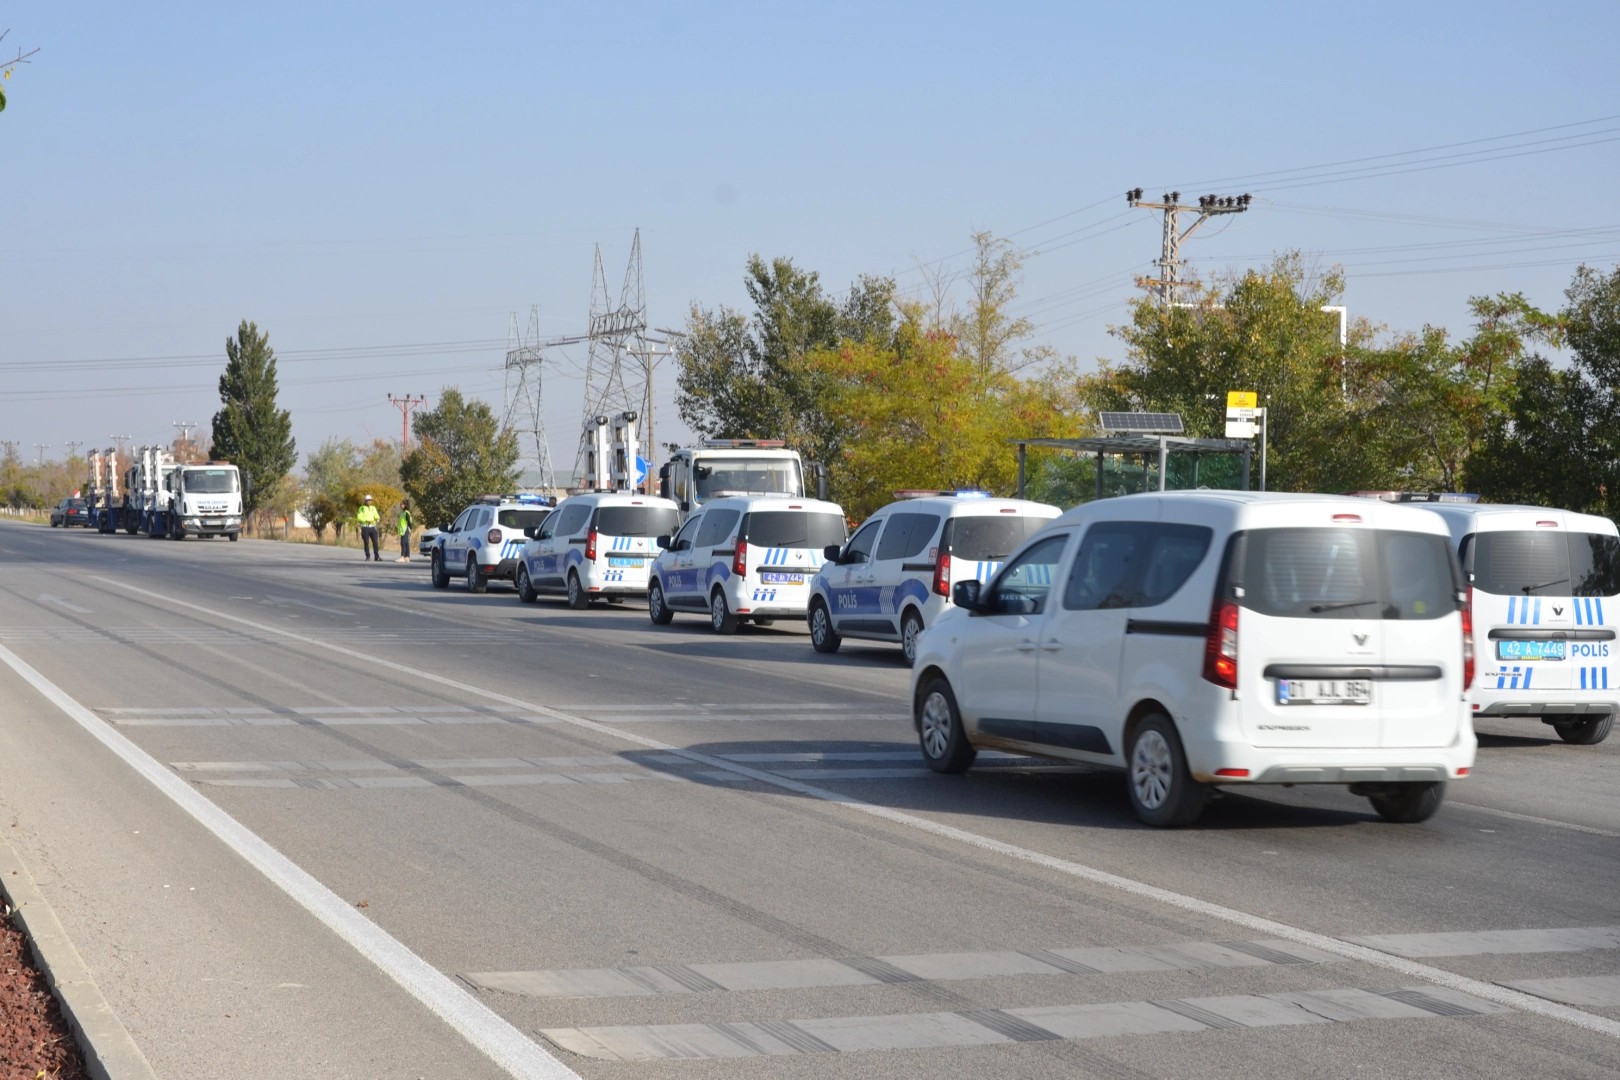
[
  {"x1": 1449, "y1": 801, "x2": 1620, "y2": 839},
  {"x1": 38, "y1": 593, "x2": 93, "y2": 614},
  {"x1": 0, "y1": 643, "x2": 578, "y2": 1080},
  {"x1": 82, "y1": 577, "x2": 1620, "y2": 1042}
]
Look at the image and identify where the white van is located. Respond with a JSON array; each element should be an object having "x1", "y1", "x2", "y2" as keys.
[
  {"x1": 1414, "y1": 503, "x2": 1618, "y2": 745},
  {"x1": 647, "y1": 494, "x2": 847, "y2": 633},
  {"x1": 911, "y1": 492, "x2": 1476, "y2": 827},
  {"x1": 808, "y1": 492, "x2": 1061, "y2": 664},
  {"x1": 516, "y1": 492, "x2": 681, "y2": 609}
]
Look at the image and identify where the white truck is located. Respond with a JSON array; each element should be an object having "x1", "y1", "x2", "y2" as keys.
[
  {"x1": 115, "y1": 446, "x2": 244, "y2": 540},
  {"x1": 657, "y1": 439, "x2": 825, "y2": 521}
]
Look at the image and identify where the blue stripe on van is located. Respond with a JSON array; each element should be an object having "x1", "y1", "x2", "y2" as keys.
[
  {"x1": 1523, "y1": 666, "x2": 1532, "y2": 689},
  {"x1": 1507, "y1": 595, "x2": 1517, "y2": 624}
]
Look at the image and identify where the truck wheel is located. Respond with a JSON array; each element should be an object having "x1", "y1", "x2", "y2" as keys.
[
  {"x1": 466, "y1": 555, "x2": 487, "y2": 594},
  {"x1": 431, "y1": 552, "x2": 448, "y2": 589},
  {"x1": 228, "y1": 532, "x2": 239, "y2": 542},
  {"x1": 1127, "y1": 714, "x2": 1209, "y2": 827}
]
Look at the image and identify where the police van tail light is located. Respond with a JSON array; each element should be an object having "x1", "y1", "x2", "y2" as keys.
[
  {"x1": 1203, "y1": 599, "x2": 1239, "y2": 689},
  {"x1": 734, "y1": 540, "x2": 748, "y2": 576},
  {"x1": 933, "y1": 553, "x2": 951, "y2": 597},
  {"x1": 1462, "y1": 589, "x2": 1475, "y2": 689},
  {"x1": 586, "y1": 528, "x2": 598, "y2": 560}
]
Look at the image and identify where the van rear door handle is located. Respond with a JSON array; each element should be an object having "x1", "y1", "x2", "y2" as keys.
[
  {"x1": 1040, "y1": 639, "x2": 1063, "y2": 652},
  {"x1": 1016, "y1": 639, "x2": 1038, "y2": 652}
]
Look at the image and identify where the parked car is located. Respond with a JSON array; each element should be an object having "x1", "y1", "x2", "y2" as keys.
[
  {"x1": 50, "y1": 498, "x2": 90, "y2": 528},
  {"x1": 516, "y1": 492, "x2": 680, "y2": 608},
  {"x1": 429, "y1": 495, "x2": 554, "y2": 593},
  {"x1": 911, "y1": 491, "x2": 1475, "y2": 827},
  {"x1": 418, "y1": 527, "x2": 441, "y2": 558}
]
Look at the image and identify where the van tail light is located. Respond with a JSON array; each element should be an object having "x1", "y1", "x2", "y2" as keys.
[
  {"x1": 1462, "y1": 588, "x2": 1475, "y2": 689},
  {"x1": 486, "y1": 527, "x2": 502, "y2": 545},
  {"x1": 933, "y1": 553, "x2": 951, "y2": 597},
  {"x1": 586, "y1": 528, "x2": 598, "y2": 560},
  {"x1": 1203, "y1": 599, "x2": 1239, "y2": 689},
  {"x1": 734, "y1": 539, "x2": 748, "y2": 577}
]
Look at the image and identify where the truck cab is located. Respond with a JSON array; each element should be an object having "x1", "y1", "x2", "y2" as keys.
[{"x1": 658, "y1": 439, "x2": 822, "y2": 521}]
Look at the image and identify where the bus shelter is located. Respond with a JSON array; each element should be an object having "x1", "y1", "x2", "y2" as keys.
[{"x1": 1014, "y1": 434, "x2": 1254, "y2": 502}]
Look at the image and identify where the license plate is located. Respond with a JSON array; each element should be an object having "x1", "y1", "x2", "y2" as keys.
[
  {"x1": 761, "y1": 572, "x2": 805, "y2": 584},
  {"x1": 1496, "y1": 639, "x2": 1566, "y2": 661},
  {"x1": 1277, "y1": 679, "x2": 1372, "y2": 705},
  {"x1": 204, "y1": 519, "x2": 223, "y2": 526},
  {"x1": 607, "y1": 556, "x2": 640, "y2": 567}
]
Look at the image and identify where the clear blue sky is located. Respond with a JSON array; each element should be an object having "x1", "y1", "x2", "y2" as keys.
[{"x1": 4, "y1": 1, "x2": 1617, "y2": 481}]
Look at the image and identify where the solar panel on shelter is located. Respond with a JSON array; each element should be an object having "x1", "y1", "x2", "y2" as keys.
[{"x1": 1098, "y1": 411, "x2": 1185, "y2": 435}]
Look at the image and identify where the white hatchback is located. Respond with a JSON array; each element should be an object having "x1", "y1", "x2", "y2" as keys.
[
  {"x1": 808, "y1": 492, "x2": 1061, "y2": 664},
  {"x1": 910, "y1": 491, "x2": 1476, "y2": 827},
  {"x1": 647, "y1": 494, "x2": 847, "y2": 633},
  {"x1": 516, "y1": 492, "x2": 681, "y2": 608}
]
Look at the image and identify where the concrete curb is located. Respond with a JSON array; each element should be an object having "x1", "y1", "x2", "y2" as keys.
[{"x1": 0, "y1": 839, "x2": 158, "y2": 1080}]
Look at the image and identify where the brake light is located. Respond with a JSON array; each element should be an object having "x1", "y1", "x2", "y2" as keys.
[
  {"x1": 734, "y1": 539, "x2": 748, "y2": 576},
  {"x1": 934, "y1": 553, "x2": 951, "y2": 597},
  {"x1": 1462, "y1": 588, "x2": 1475, "y2": 689},
  {"x1": 486, "y1": 527, "x2": 501, "y2": 544},
  {"x1": 1203, "y1": 599, "x2": 1239, "y2": 689},
  {"x1": 586, "y1": 528, "x2": 598, "y2": 560}
]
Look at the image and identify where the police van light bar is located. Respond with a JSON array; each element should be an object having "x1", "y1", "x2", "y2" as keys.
[
  {"x1": 701, "y1": 438, "x2": 785, "y2": 449},
  {"x1": 894, "y1": 489, "x2": 991, "y2": 500},
  {"x1": 515, "y1": 493, "x2": 551, "y2": 505}
]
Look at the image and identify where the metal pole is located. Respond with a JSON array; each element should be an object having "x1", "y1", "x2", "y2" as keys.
[
  {"x1": 1157, "y1": 437, "x2": 1169, "y2": 491},
  {"x1": 1016, "y1": 443, "x2": 1026, "y2": 498},
  {"x1": 1259, "y1": 408, "x2": 1268, "y2": 492}
]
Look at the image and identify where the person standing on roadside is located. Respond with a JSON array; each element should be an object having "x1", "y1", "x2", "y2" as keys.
[
  {"x1": 357, "y1": 494, "x2": 381, "y2": 562},
  {"x1": 395, "y1": 499, "x2": 413, "y2": 562}
]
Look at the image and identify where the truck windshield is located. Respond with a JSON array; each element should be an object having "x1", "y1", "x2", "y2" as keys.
[
  {"x1": 695, "y1": 459, "x2": 802, "y2": 500},
  {"x1": 183, "y1": 468, "x2": 239, "y2": 494}
]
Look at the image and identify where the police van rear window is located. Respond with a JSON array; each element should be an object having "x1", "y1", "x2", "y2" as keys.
[
  {"x1": 594, "y1": 505, "x2": 680, "y2": 538},
  {"x1": 1228, "y1": 528, "x2": 1457, "y2": 621},
  {"x1": 1466, "y1": 530, "x2": 1620, "y2": 597},
  {"x1": 743, "y1": 511, "x2": 846, "y2": 549},
  {"x1": 943, "y1": 516, "x2": 1048, "y2": 562}
]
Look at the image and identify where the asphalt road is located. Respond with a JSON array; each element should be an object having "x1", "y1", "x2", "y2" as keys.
[{"x1": 1, "y1": 519, "x2": 1617, "y2": 1079}]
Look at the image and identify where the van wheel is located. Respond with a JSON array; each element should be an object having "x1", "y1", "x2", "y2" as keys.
[
  {"x1": 648, "y1": 581, "x2": 673, "y2": 625},
  {"x1": 1127, "y1": 714, "x2": 1209, "y2": 827},
  {"x1": 808, "y1": 600, "x2": 841, "y2": 654},
  {"x1": 1367, "y1": 781, "x2": 1446, "y2": 823},
  {"x1": 1553, "y1": 714, "x2": 1612, "y2": 745},
  {"x1": 516, "y1": 565, "x2": 538, "y2": 603},
  {"x1": 901, "y1": 611, "x2": 925, "y2": 666},
  {"x1": 710, "y1": 590, "x2": 739, "y2": 634},
  {"x1": 917, "y1": 677, "x2": 975, "y2": 773},
  {"x1": 431, "y1": 551, "x2": 448, "y2": 589},
  {"x1": 466, "y1": 555, "x2": 487, "y2": 594},
  {"x1": 566, "y1": 571, "x2": 589, "y2": 609}
]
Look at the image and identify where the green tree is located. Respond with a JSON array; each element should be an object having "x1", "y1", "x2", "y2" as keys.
[
  {"x1": 398, "y1": 388, "x2": 519, "y2": 528},
  {"x1": 211, "y1": 320, "x2": 296, "y2": 520},
  {"x1": 675, "y1": 256, "x2": 895, "y2": 468}
]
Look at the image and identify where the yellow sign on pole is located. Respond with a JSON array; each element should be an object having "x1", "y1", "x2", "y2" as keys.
[{"x1": 1226, "y1": 390, "x2": 1257, "y2": 410}]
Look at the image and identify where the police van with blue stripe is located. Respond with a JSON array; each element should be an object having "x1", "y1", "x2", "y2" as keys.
[
  {"x1": 430, "y1": 494, "x2": 555, "y2": 593},
  {"x1": 808, "y1": 492, "x2": 1061, "y2": 664},
  {"x1": 1416, "y1": 502, "x2": 1619, "y2": 745}
]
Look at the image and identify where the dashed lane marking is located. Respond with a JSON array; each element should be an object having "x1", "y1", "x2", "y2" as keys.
[
  {"x1": 80, "y1": 577, "x2": 1620, "y2": 1042},
  {"x1": 539, "y1": 984, "x2": 1513, "y2": 1061}
]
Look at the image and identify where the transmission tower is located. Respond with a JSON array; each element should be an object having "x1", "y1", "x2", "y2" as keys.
[
  {"x1": 1126, "y1": 188, "x2": 1252, "y2": 305},
  {"x1": 502, "y1": 308, "x2": 564, "y2": 492}
]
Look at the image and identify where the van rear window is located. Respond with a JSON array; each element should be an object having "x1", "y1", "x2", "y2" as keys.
[
  {"x1": 1466, "y1": 530, "x2": 1620, "y2": 597},
  {"x1": 944, "y1": 516, "x2": 1048, "y2": 561},
  {"x1": 744, "y1": 511, "x2": 847, "y2": 549},
  {"x1": 499, "y1": 508, "x2": 553, "y2": 530},
  {"x1": 593, "y1": 505, "x2": 680, "y2": 538},
  {"x1": 1231, "y1": 528, "x2": 1457, "y2": 620}
]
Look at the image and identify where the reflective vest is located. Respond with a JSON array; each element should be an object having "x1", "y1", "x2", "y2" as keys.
[
  {"x1": 356, "y1": 503, "x2": 380, "y2": 526},
  {"x1": 397, "y1": 508, "x2": 412, "y2": 536}
]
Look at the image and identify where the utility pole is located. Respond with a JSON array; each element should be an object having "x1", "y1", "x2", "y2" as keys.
[
  {"x1": 34, "y1": 443, "x2": 48, "y2": 466},
  {"x1": 110, "y1": 434, "x2": 132, "y2": 458},
  {"x1": 65, "y1": 441, "x2": 83, "y2": 459},
  {"x1": 172, "y1": 421, "x2": 197, "y2": 462},
  {"x1": 1126, "y1": 188, "x2": 1252, "y2": 305},
  {"x1": 387, "y1": 394, "x2": 427, "y2": 452}
]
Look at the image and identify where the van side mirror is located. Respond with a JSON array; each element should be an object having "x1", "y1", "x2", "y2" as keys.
[
  {"x1": 953, "y1": 580, "x2": 983, "y2": 611},
  {"x1": 656, "y1": 534, "x2": 672, "y2": 549},
  {"x1": 823, "y1": 543, "x2": 842, "y2": 561},
  {"x1": 523, "y1": 526, "x2": 541, "y2": 540}
]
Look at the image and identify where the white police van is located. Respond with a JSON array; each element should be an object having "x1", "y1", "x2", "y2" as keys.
[
  {"x1": 808, "y1": 492, "x2": 1061, "y2": 664},
  {"x1": 912, "y1": 492, "x2": 1475, "y2": 827},
  {"x1": 1414, "y1": 502, "x2": 1619, "y2": 745},
  {"x1": 430, "y1": 495, "x2": 554, "y2": 593},
  {"x1": 516, "y1": 492, "x2": 681, "y2": 609},
  {"x1": 647, "y1": 494, "x2": 847, "y2": 633}
]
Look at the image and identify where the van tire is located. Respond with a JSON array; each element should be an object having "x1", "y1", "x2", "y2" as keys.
[
  {"x1": 1127, "y1": 714, "x2": 1209, "y2": 827},
  {"x1": 1367, "y1": 781, "x2": 1446, "y2": 823},
  {"x1": 648, "y1": 581, "x2": 673, "y2": 625},
  {"x1": 917, "y1": 676, "x2": 975, "y2": 773},
  {"x1": 710, "y1": 590, "x2": 739, "y2": 634},
  {"x1": 808, "y1": 600, "x2": 841, "y2": 654},
  {"x1": 466, "y1": 555, "x2": 487, "y2": 594},
  {"x1": 566, "y1": 571, "x2": 588, "y2": 609},
  {"x1": 431, "y1": 551, "x2": 449, "y2": 589},
  {"x1": 901, "y1": 611, "x2": 925, "y2": 666},
  {"x1": 1553, "y1": 713, "x2": 1612, "y2": 745},
  {"x1": 516, "y1": 565, "x2": 538, "y2": 603}
]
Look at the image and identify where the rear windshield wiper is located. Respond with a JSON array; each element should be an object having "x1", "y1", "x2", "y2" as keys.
[
  {"x1": 1310, "y1": 598, "x2": 1377, "y2": 613},
  {"x1": 1523, "y1": 578, "x2": 1569, "y2": 593}
]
